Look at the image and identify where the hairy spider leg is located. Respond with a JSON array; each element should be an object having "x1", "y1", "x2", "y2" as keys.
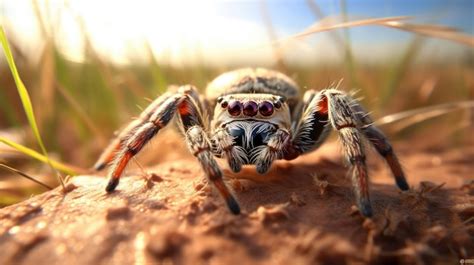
[
  {"x1": 289, "y1": 89, "x2": 409, "y2": 217},
  {"x1": 254, "y1": 128, "x2": 291, "y2": 174},
  {"x1": 93, "y1": 92, "x2": 174, "y2": 171},
  {"x1": 186, "y1": 126, "x2": 240, "y2": 214},
  {"x1": 290, "y1": 89, "x2": 372, "y2": 216},
  {"x1": 105, "y1": 93, "x2": 181, "y2": 192},
  {"x1": 212, "y1": 129, "x2": 246, "y2": 173},
  {"x1": 177, "y1": 86, "x2": 240, "y2": 214},
  {"x1": 349, "y1": 102, "x2": 409, "y2": 191},
  {"x1": 323, "y1": 90, "x2": 373, "y2": 217},
  {"x1": 105, "y1": 86, "x2": 240, "y2": 215},
  {"x1": 289, "y1": 90, "x2": 331, "y2": 158}
]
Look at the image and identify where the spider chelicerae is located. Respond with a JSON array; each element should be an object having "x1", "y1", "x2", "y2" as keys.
[{"x1": 94, "y1": 68, "x2": 409, "y2": 217}]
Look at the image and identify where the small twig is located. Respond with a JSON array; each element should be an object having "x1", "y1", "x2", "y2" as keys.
[{"x1": 0, "y1": 163, "x2": 53, "y2": 190}]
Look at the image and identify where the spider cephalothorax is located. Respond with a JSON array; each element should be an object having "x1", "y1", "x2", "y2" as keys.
[{"x1": 94, "y1": 68, "x2": 409, "y2": 217}]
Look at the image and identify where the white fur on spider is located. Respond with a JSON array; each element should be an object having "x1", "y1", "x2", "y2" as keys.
[{"x1": 225, "y1": 121, "x2": 276, "y2": 150}]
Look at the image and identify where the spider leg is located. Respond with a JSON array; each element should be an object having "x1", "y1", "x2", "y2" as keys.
[
  {"x1": 212, "y1": 129, "x2": 247, "y2": 173},
  {"x1": 176, "y1": 87, "x2": 240, "y2": 214},
  {"x1": 288, "y1": 90, "x2": 331, "y2": 159},
  {"x1": 93, "y1": 92, "x2": 174, "y2": 171},
  {"x1": 105, "y1": 92, "x2": 184, "y2": 192},
  {"x1": 291, "y1": 89, "x2": 373, "y2": 216},
  {"x1": 186, "y1": 126, "x2": 240, "y2": 214},
  {"x1": 105, "y1": 86, "x2": 240, "y2": 214},
  {"x1": 254, "y1": 129, "x2": 291, "y2": 174},
  {"x1": 289, "y1": 90, "x2": 313, "y2": 131},
  {"x1": 324, "y1": 90, "x2": 373, "y2": 216},
  {"x1": 290, "y1": 89, "x2": 408, "y2": 217},
  {"x1": 349, "y1": 102, "x2": 409, "y2": 190}
]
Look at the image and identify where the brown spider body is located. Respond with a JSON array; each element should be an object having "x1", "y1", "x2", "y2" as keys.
[
  {"x1": 95, "y1": 68, "x2": 409, "y2": 217},
  {"x1": 206, "y1": 68, "x2": 299, "y2": 100}
]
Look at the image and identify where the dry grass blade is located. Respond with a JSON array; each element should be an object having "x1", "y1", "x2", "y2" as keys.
[
  {"x1": 0, "y1": 163, "x2": 53, "y2": 190},
  {"x1": 291, "y1": 15, "x2": 474, "y2": 47},
  {"x1": 381, "y1": 21, "x2": 474, "y2": 47},
  {"x1": 383, "y1": 22, "x2": 458, "y2": 32},
  {"x1": 375, "y1": 101, "x2": 474, "y2": 131},
  {"x1": 292, "y1": 16, "x2": 411, "y2": 39}
]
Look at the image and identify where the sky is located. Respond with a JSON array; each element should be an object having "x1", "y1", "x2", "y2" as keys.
[{"x1": 0, "y1": 0, "x2": 473, "y2": 66}]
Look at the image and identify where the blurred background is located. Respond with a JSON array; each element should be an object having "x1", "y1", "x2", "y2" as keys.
[{"x1": 0, "y1": 0, "x2": 473, "y2": 206}]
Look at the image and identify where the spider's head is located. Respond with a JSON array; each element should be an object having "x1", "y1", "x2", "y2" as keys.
[
  {"x1": 212, "y1": 94, "x2": 291, "y2": 163},
  {"x1": 213, "y1": 94, "x2": 291, "y2": 126}
]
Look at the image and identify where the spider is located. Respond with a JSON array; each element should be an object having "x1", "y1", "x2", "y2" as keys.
[{"x1": 94, "y1": 68, "x2": 409, "y2": 217}]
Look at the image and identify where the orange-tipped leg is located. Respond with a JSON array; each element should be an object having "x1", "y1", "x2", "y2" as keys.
[
  {"x1": 104, "y1": 93, "x2": 183, "y2": 192},
  {"x1": 350, "y1": 101, "x2": 410, "y2": 191}
]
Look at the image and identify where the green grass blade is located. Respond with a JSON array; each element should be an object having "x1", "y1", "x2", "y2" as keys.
[
  {"x1": 0, "y1": 136, "x2": 78, "y2": 175},
  {"x1": 0, "y1": 26, "x2": 65, "y2": 188}
]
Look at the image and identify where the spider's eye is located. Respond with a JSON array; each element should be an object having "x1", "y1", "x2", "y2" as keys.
[
  {"x1": 258, "y1": 101, "x2": 274, "y2": 116},
  {"x1": 228, "y1": 100, "x2": 242, "y2": 116},
  {"x1": 243, "y1": 101, "x2": 258, "y2": 117},
  {"x1": 274, "y1": 101, "x2": 281, "y2": 109},
  {"x1": 221, "y1": 101, "x2": 228, "y2": 108},
  {"x1": 274, "y1": 96, "x2": 285, "y2": 109}
]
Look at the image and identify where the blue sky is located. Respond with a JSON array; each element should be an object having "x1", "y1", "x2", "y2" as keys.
[
  {"x1": 213, "y1": 0, "x2": 473, "y2": 40},
  {"x1": 215, "y1": 0, "x2": 473, "y2": 30}
]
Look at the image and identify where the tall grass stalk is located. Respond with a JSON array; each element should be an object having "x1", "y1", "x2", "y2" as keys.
[
  {"x1": 381, "y1": 35, "x2": 425, "y2": 107},
  {"x1": 0, "y1": 27, "x2": 65, "y2": 189},
  {"x1": 260, "y1": 0, "x2": 288, "y2": 72},
  {"x1": 340, "y1": 0, "x2": 358, "y2": 89}
]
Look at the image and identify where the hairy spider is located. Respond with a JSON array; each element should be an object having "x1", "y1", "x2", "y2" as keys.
[{"x1": 94, "y1": 68, "x2": 409, "y2": 217}]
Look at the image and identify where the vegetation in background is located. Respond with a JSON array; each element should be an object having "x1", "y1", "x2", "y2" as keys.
[{"x1": 1, "y1": 26, "x2": 66, "y2": 189}]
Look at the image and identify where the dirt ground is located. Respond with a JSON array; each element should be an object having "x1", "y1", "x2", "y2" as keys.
[{"x1": 0, "y1": 134, "x2": 473, "y2": 265}]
